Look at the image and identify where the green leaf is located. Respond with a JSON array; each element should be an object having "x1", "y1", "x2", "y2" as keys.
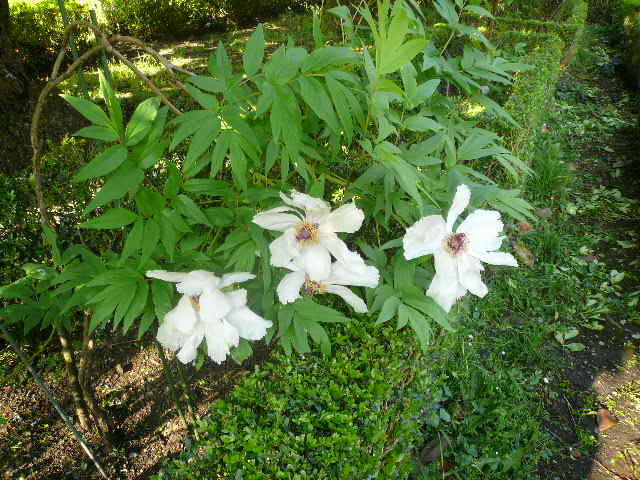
[
  {"x1": 403, "y1": 115, "x2": 443, "y2": 132},
  {"x1": 99, "y1": 70, "x2": 124, "y2": 135},
  {"x1": 119, "y1": 220, "x2": 144, "y2": 266},
  {"x1": 164, "y1": 163, "x2": 181, "y2": 199},
  {"x1": 73, "y1": 125, "x2": 119, "y2": 142},
  {"x1": 230, "y1": 135, "x2": 248, "y2": 190},
  {"x1": 73, "y1": 145, "x2": 128, "y2": 183},
  {"x1": 183, "y1": 179, "x2": 233, "y2": 197},
  {"x1": 464, "y1": 5, "x2": 494, "y2": 18},
  {"x1": 184, "y1": 115, "x2": 220, "y2": 176},
  {"x1": 376, "y1": 295, "x2": 400, "y2": 325},
  {"x1": 137, "y1": 303, "x2": 155, "y2": 339},
  {"x1": 122, "y1": 281, "x2": 149, "y2": 334},
  {"x1": 378, "y1": 38, "x2": 426, "y2": 75},
  {"x1": 151, "y1": 278, "x2": 174, "y2": 322},
  {"x1": 84, "y1": 165, "x2": 144, "y2": 214},
  {"x1": 230, "y1": 338, "x2": 253, "y2": 364},
  {"x1": 401, "y1": 286, "x2": 454, "y2": 332},
  {"x1": 139, "y1": 218, "x2": 160, "y2": 267},
  {"x1": 113, "y1": 282, "x2": 138, "y2": 330},
  {"x1": 397, "y1": 303, "x2": 410, "y2": 329},
  {"x1": 243, "y1": 24, "x2": 265, "y2": 76},
  {"x1": 185, "y1": 84, "x2": 219, "y2": 111},
  {"x1": 137, "y1": 140, "x2": 168, "y2": 169},
  {"x1": 294, "y1": 299, "x2": 350, "y2": 324},
  {"x1": 79, "y1": 208, "x2": 138, "y2": 230},
  {"x1": 126, "y1": 97, "x2": 160, "y2": 146},
  {"x1": 305, "y1": 320, "x2": 331, "y2": 355},
  {"x1": 298, "y1": 76, "x2": 340, "y2": 134},
  {"x1": 169, "y1": 110, "x2": 211, "y2": 150},
  {"x1": 188, "y1": 75, "x2": 224, "y2": 93},
  {"x1": 61, "y1": 95, "x2": 111, "y2": 127},
  {"x1": 204, "y1": 207, "x2": 234, "y2": 226},
  {"x1": 293, "y1": 318, "x2": 311, "y2": 354},
  {"x1": 175, "y1": 195, "x2": 210, "y2": 226},
  {"x1": 300, "y1": 46, "x2": 360, "y2": 73},
  {"x1": 135, "y1": 188, "x2": 166, "y2": 217},
  {"x1": 406, "y1": 305, "x2": 430, "y2": 349},
  {"x1": 42, "y1": 225, "x2": 62, "y2": 265}
]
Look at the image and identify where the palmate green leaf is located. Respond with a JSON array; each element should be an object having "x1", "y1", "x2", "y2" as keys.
[
  {"x1": 169, "y1": 110, "x2": 212, "y2": 151},
  {"x1": 293, "y1": 319, "x2": 311, "y2": 355},
  {"x1": 464, "y1": 4, "x2": 493, "y2": 18},
  {"x1": 185, "y1": 84, "x2": 219, "y2": 111},
  {"x1": 89, "y1": 282, "x2": 130, "y2": 334},
  {"x1": 79, "y1": 208, "x2": 139, "y2": 230},
  {"x1": 73, "y1": 145, "x2": 128, "y2": 183},
  {"x1": 164, "y1": 163, "x2": 181, "y2": 199},
  {"x1": 400, "y1": 285, "x2": 454, "y2": 332},
  {"x1": 325, "y1": 75, "x2": 353, "y2": 142},
  {"x1": 61, "y1": 95, "x2": 111, "y2": 127},
  {"x1": 298, "y1": 76, "x2": 340, "y2": 135},
  {"x1": 294, "y1": 298, "x2": 350, "y2": 324},
  {"x1": 137, "y1": 140, "x2": 168, "y2": 169},
  {"x1": 211, "y1": 130, "x2": 232, "y2": 178},
  {"x1": 151, "y1": 277, "x2": 174, "y2": 323},
  {"x1": 157, "y1": 213, "x2": 178, "y2": 261},
  {"x1": 125, "y1": 97, "x2": 160, "y2": 146},
  {"x1": 403, "y1": 115, "x2": 443, "y2": 133},
  {"x1": 271, "y1": 84, "x2": 302, "y2": 152},
  {"x1": 243, "y1": 24, "x2": 265, "y2": 76},
  {"x1": 84, "y1": 164, "x2": 144, "y2": 214},
  {"x1": 73, "y1": 125, "x2": 119, "y2": 142},
  {"x1": 113, "y1": 282, "x2": 138, "y2": 330},
  {"x1": 406, "y1": 305, "x2": 431, "y2": 349},
  {"x1": 42, "y1": 225, "x2": 62, "y2": 265},
  {"x1": 188, "y1": 75, "x2": 224, "y2": 93},
  {"x1": 135, "y1": 188, "x2": 165, "y2": 217},
  {"x1": 264, "y1": 45, "x2": 307, "y2": 84},
  {"x1": 204, "y1": 207, "x2": 234, "y2": 227}
]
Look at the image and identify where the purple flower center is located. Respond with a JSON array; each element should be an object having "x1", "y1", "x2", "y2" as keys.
[
  {"x1": 445, "y1": 232, "x2": 468, "y2": 256},
  {"x1": 295, "y1": 222, "x2": 319, "y2": 244}
]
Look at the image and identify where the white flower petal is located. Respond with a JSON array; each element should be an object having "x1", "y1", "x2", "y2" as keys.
[
  {"x1": 225, "y1": 289, "x2": 248, "y2": 309},
  {"x1": 327, "y1": 260, "x2": 379, "y2": 288},
  {"x1": 403, "y1": 215, "x2": 447, "y2": 260},
  {"x1": 269, "y1": 229, "x2": 300, "y2": 269},
  {"x1": 297, "y1": 243, "x2": 332, "y2": 281},
  {"x1": 203, "y1": 321, "x2": 238, "y2": 364},
  {"x1": 252, "y1": 206, "x2": 300, "y2": 231},
  {"x1": 163, "y1": 295, "x2": 198, "y2": 335},
  {"x1": 457, "y1": 209, "x2": 504, "y2": 253},
  {"x1": 146, "y1": 270, "x2": 190, "y2": 283},
  {"x1": 326, "y1": 203, "x2": 364, "y2": 234},
  {"x1": 199, "y1": 288, "x2": 232, "y2": 323},
  {"x1": 457, "y1": 254, "x2": 488, "y2": 298},
  {"x1": 277, "y1": 270, "x2": 306, "y2": 304},
  {"x1": 474, "y1": 251, "x2": 518, "y2": 267},
  {"x1": 176, "y1": 329, "x2": 204, "y2": 364},
  {"x1": 325, "y1": 284, "x2": 368, "y2": 313},
  {"x1": 220, "y1": 272, "x2": 255, "y2": 288},
  {"x1": 226, "y1": 307, "x2": 272, "y2": 340},
  {"x1": 321, "y1": 233, "x2": 358, "y2": 266},
  {"x1": 446, "y1": 184, "x2": 471, "y2": 232},
  {"x1": 426, "y1": 252, "x2": 466, "y2": 312},
  {"x1": 281, "y1": 191, "x2": 329, "y2": 213},
  {"x1": 176, "y1": 270, "x2": 220, "y2": 296}
]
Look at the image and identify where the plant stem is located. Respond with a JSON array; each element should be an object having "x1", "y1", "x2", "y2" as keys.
[
  {"x1": 155, "y1": 341, "x2": 189, "y2": 432},
  {"x1": 0, "y1": 322, "x2": 110, "y2": 480},
  {"x1": 175, "y1": 360, "x2": 200, "y2": 441}
]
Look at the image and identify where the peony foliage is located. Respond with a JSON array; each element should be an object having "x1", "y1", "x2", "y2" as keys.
[{"x1": 1, "y1": 0, "x2": 534, "y2": 364}]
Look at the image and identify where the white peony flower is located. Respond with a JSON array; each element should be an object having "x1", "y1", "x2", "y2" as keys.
[
  {"x1": 276, "y1": 254, "x2": 379, "y2": 313},
  {"x1": 402, "y1": 184, "x2": 518, "y2": 312},
  {"x1": 146, "y1": 270, "x2": 272, "y2": 364},
  {"x1": 252, "y1": 191, "x2": 365, "y2": 282}
]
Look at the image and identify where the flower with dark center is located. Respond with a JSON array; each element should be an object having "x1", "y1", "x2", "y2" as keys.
[{"x1": 403, "y1": 184, "x2": 518, "y2": 312}]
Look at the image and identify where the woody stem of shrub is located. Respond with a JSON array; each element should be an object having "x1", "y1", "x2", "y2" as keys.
[
  {"x1": 29, "y1": 22, "x2": 199, "y2": 444},
  {"x1": 0, "y1": 321, "x2": 110, "y2": 480}
]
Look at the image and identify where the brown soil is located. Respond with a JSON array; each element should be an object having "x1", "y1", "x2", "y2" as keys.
[{"x1": 0, "y1": 335, "x2": 272, "y2": 479}]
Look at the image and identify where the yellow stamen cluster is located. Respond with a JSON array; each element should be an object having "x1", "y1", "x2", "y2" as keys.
[
  {"x1": 443, "y1": 232, "x2": 468, "y2": 257},
  {"x1": 303, "y1": 280, "x2": 325, "y2": 296},
  {"x1": 189, "y1": 295, "x2": 201, "y2": 312}
]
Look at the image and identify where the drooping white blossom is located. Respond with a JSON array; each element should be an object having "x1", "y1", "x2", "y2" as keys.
[
  {"x1": 276, "y1": 254, "x2": 379, "y2": 313},
  {"x1": 146, "y1": 270, "x2": 272, "y2": 364},
  {"x1": 403, "y1": 184, "x2": 517, "y2": 312},
  {"x1": 252, "y1": 191, "x2": 365, "y2": 282}
]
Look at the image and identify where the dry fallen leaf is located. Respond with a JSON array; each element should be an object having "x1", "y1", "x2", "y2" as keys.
[
  {"x1": 512, "y1": 241, "x2": 535, "y2": 267},
  {"x1": 517, "y1": 222, "x2": 534, "y2": 234},
  {"x1": 595, "y1": 408, "x2": 618, "y2": 433}
]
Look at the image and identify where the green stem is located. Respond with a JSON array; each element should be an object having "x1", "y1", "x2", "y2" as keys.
[
  {"x1": 155, "y1": 341, "x2": 189, "y2": 432},
  {"x1": 175, "y1": 360, "x2": 200, "y2": 441}
]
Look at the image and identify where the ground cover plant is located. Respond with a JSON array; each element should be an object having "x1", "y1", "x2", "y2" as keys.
[{"x1": 3, "y1": 0, "x2": 639, "y2": 478}]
